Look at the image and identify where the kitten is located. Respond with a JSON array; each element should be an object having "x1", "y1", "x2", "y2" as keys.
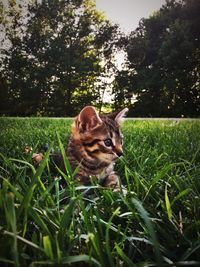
[
  {"x1": 32, "y1": 106, "x2": 128, "y2": 191},
  {"x1": 66, "y1": 106, "x2": 128, "y2": 190}
]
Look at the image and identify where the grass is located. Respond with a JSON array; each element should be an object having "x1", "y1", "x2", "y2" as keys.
[{"x1": 0, "y1": 117, "x2": 200, "y2": 266}]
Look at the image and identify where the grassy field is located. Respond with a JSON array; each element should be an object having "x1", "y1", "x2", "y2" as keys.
[{"x1": 0, "y1": 117, "x2": 200, "y2": 266}]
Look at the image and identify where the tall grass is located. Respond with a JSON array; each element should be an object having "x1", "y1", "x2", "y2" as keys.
[{"x1": 0, "y1": 118, "x2": 200, "y2": 266}]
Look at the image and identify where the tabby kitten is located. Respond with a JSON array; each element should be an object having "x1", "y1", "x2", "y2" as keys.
[
  {"x1": 66, "y1": 106, "x2": 128, "y2": 190},
  {"x1": 33, "y1": 106, "x2": 128, "y2": 190}
]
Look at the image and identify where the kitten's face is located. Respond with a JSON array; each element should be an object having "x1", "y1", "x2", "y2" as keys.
[{"x1": 73, "y1": 106, "x2": 128, "y2": 164}]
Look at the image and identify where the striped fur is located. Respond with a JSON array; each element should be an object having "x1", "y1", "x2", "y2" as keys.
[{"x1": 67, "y1": 106, "x2": 128, "y2": 190}]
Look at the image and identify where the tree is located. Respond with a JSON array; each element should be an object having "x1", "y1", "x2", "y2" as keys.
[
  {"x1": 117, "y1": 0, "x2": 200, "y2": 117},
  {"x1": 0, "y1": 0, "x2": 120, "y2": 116},
  {"x1": 112, "y1": 70, "x2": 133, "y2": 110}
]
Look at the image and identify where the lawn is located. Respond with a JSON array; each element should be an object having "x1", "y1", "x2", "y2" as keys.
[{"x1": 0, "y1": 117, "x2": 200, "y2": 266}]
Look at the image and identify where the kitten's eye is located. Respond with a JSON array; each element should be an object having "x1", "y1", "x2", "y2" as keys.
[{"x1": 104, "y1": 138, "x2": 113, "y2": 147}]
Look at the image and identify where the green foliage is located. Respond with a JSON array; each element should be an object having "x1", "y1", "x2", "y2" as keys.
[
  {"x1": 0, "y1": 118, "x2": 200, "y2": 266},
  {"x1": 115, "y1": 0, "x2": 200, "y2": 117},
  {"x1": 0, "y1": 0, "x2": 120, "y2": 116}
]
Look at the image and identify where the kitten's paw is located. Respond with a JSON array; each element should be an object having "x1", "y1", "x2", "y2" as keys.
[
  {"x1": 120, "y1": 186, "x2": 127, "y2": 195},
  {"x1": 103, "y1": 172, "x2": 120, "y2": 192}
]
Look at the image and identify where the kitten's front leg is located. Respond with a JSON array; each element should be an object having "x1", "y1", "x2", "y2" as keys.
[{"x1": 103, "y1": 171, "x2": 120, "y2": 192}]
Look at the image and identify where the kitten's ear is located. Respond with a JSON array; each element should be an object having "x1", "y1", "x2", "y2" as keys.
[
  {"x1": 115, "y1": 108, "x2": 129, "y2": 125},
  {"x1": 77, "y1": 106, "x2": 102, "y2": 132}
]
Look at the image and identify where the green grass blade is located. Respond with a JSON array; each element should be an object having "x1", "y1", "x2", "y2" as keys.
[
  {"x1": 57, "y1": 132, "x2": 72, "y2": 177},
  {"x1": 171, "y1": 188, "x2": 192, "y2": 206},
  {"x1": 165, "y1": 185, "x2": 172, "y2": 221},
  {"x1": 181, "y1": 241, "x2": 200, "y2": 261},
  {"x1": 43, "y1": 235, "x2": 54, "y2": 260},
  {"x1": 32, "y1": 145, "x2": 55, "y2": 206},
  {"x1": 10, "y1": 158, "x2": 36, "y2": 174},
  {"x1": 17, "y1": 184, "x2": 36, "y2": 218},
  {"x1": 152, "y1": 164, "x2": 174, "y2": 186},
  {"x1": 2, "y1": 178, "x2": 23, "y2": 202},
  {"x1": 4, "y1": 192, "x2": 19, "y2": 267},
  {"x1": 58, "y1": 196, "x2": 77, "y2": 244},
  {"x1": 55, "y1": 233, "x2": 61, "y2": 265},
  {"x1": 132, "y1": 198, "x2": 163, "y2": 264},
  {"x1": 29, "y1": 207, "x2": 52, "y2": 238},
  {"x1": 115, "y1": 243, "x2": 136, "y2": 267},
  {"x1": 31, "y1": 255, "x2": 101, "y2": 266},
  {"x1": 61, "y1": 255, "x2": 101, "y2": 266},
  {"x1": 3, "y1": 230, "x2": 44, "y2": 252},
  {"x1": 105, "y1": 207, "x2": 121, "y2": 267},
  {"x1": 0, "y1": 258, "x2": 14, "y2": 265},
  {"x1": 59, "y1": 197, "x2": 76, "y2": 229}
]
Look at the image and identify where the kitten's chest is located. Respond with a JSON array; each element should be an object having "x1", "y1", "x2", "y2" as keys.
[
  {"x1": 76, "y1": 162, "x2": 115, "y2": 184},
  {"x1": 96, "y1": 163, "x2": 114, "y2": 180},
  {"x1": 88, "y1": 163, "x2": 115, "y2": 183}
]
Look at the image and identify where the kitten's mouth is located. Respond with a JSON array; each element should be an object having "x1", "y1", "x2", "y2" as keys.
[
  {"x1": 98, "y1": 151, "x2": 122, "y2": 164},
  {"x1": 106, "y1": 153, "x2": 119, "y2": 162},
  {"x1": 113, "y1": 154, "x2": 120, "y2": 161},
  {"x1": 98, "y1": 153, "x2": 115, "y2": 164}
]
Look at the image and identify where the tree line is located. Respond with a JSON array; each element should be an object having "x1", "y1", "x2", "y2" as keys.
[{"x1": 0, "y1": 0, "x2": 199, "y2": 117}]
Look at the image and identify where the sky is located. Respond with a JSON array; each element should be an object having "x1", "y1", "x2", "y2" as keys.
[
  {"x1": 95, "y1": 0, "x2": 166, "y2": 102},
  {"x1": 95, "y1": 0, "x2": 166, "y2": 34}
]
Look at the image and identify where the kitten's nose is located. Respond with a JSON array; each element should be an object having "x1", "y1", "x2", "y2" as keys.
[{"x1": 116, "y1": 150, "x2": 124, "y2": 157}]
